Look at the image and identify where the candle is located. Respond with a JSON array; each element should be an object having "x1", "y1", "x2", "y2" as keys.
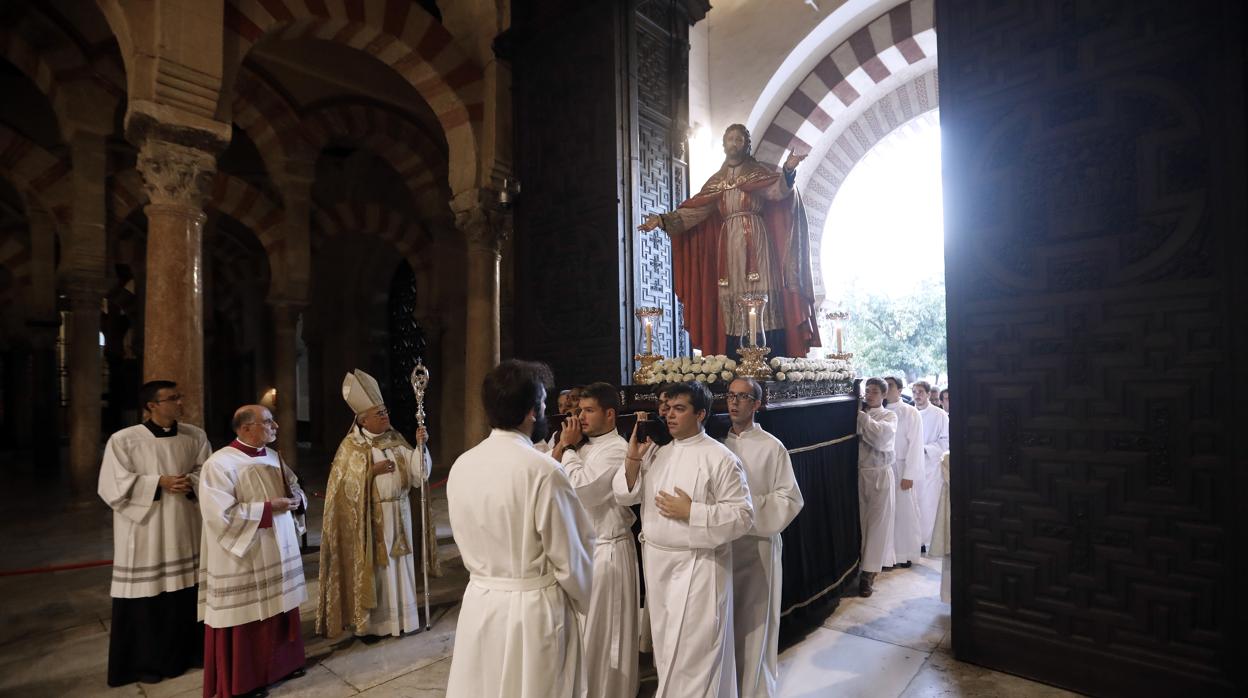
[
  {"x1": 644, "y1": 319, "x2": 653, "y2": 355},
  {"x1": 748, "y1": 307, "x2": 758, "y2": 345},
  {"x1": 834, "y1": 324, "x2": 843, "y2": 354}
]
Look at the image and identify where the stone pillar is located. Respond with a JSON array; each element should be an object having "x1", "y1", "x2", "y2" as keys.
[
  {"x1": 269, "y1": 162, "x2": 313, "y2": 469},
  {"x1": 23, "y1": 207, "x2": 60, "y2": 464},
  {"x1": 64, "y1": 288, "x2": 103, "y2": 493},
  {"x1": 270, "y1": 300, "x2": 303, "y2": 469},
  {"x1": 64, "y1": 130, "x2": 109, "y2": 495},
  {"x1": 453, "y1": 190, "x2": 507, "y2": 445},
  {"x1": 135, "y1": 140, "x2": 217, "y2": 427}
]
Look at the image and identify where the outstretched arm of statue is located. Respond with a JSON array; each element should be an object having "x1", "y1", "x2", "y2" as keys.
[{"x1": 638, "y1": 213, "x2": 664, "y2": 232}]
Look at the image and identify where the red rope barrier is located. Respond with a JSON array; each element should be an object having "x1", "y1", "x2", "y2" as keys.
[{"x1": 0, "y1": 559, "x2": 113, "y2": 577}]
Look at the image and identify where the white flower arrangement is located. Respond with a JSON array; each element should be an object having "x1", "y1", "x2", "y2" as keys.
[{"x1": 644, "y1": 354, "x2": 853, "y2": 385}]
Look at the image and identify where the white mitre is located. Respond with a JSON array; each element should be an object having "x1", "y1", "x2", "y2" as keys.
[{"x1": 342, "y1": 369, "x2": 385, "y2": 415}]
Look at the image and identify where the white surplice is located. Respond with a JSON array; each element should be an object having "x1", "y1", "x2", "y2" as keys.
[
  {"x1": 98, "y1": 423, "x2": 211, "y2": 598},
  {"x1": 613, "y1": 431, "x2": 754, "y2": 698},
  {"x1": 361, "y1": 427, "x2": 432, "y2": 636},
  {"x1": 724, "y1": 425, "x2": 804, "y2": 698},
  {"x1": 857, "y1": 408, "x2": 896, "y2": 574},
  {"x1": 929, "y1": 452, "x2": 952, "y2": 603},
  {"x1": 917, "y1": 405, "x2": 949, "y2": 549},
  {"x1": 886, "y1": 401, "x2": 925, "y2": 565},
  {"x1": 446, "y1": 429, "x2": 595, "y2": 698},
  {"x1": 559, "y1": 431, "x2": 639, "y2": 698},
  {"x1": 197, "y1": 445, "x2": 308, "y2": 628}
]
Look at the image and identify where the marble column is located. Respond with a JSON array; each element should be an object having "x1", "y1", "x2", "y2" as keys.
[
  {"x1": 64, "y1": 289, "x2": 103, "y2": 494},
  {"x1": 64, "y1": 131, "x2": 109, "y2": 495},
  {"x1": 23, "y1": 208, "x2": 60, "y2": 465},
  {"x1": 270, "y1": 300, "x2": 303, "y2": 469},
  {"x1": 136, "y1": 140, "x2": 216, "y2": 427},
  {"x1": 454, "y1": 193, "x2": 505, "y2": 445}
]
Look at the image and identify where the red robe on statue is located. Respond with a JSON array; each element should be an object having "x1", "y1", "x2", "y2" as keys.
[{"x1": 668, "y1": 158, "x2": 821, "y2": 357}]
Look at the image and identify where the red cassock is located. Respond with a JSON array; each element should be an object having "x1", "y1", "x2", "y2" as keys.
[{"x1": 670, "y1": 165, "x2": 822, "y2": 357}]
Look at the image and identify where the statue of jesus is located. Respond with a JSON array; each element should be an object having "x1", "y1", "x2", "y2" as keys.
[{"x1": 639, "y1": 124, "x2": 821, "y2": 357}]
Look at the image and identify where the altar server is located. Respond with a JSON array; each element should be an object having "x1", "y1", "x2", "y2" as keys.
[
  {"x1": 317, "y1": 369, "x2": 432, "y2": 639},
  {"x1": 858, "y1": 378, "x2": 897, "y2": 597},
  {"x1": 723, "y1": 378, "x2": 803, "y2": 698},
  {"x1": 912, "y1": 381, "x2": 949, "y2": 550},
  {"x1": 199, "y1": 405, "x2": 308, "y2": 698},
  {"x1": 553, "y1": 381, "x2": 639, "y2": 698},
  {"x1": 99, "y1": 381, "x2": 210, "y2": 687},
  {"x1": 446, "y1": 360, "x2": 595, "y2": 698},
  {"x1": 615, "y1": 380, "x2": 754, "y2": 697},
  {"x1": 885, "y1": 376, "x2": 925, "y2": 567}
]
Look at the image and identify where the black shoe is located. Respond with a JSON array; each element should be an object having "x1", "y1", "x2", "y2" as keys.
[
  {"x1": 859, "y1": 572, "x2": 875, "y2": 597},
  {"x1": 240, "y1": 689, "x2": 269, "y2": 698},
  {"x1": 359, "y1": 634, "x2": 385, "y2": 645},
  {"x1": 284, "y1": 668, "x2": 307, "y2": 680},
  {"x1": 898, "y1": 561, "x2": 912, "y2": 568}
]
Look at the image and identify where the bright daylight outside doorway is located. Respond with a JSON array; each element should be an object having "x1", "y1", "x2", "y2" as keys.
[{"x1": 819, "y1": 110, "x2": 946, "y2": 388}]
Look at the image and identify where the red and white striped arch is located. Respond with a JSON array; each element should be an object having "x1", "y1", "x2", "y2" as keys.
[
  {"x1": 223, "y1": 0, "x2": 482, "y2": 189},
  {"x1": 313, "y1": 200, "x2": 427, "y2": 268},
  {"x1": 0, "y1": 124, "x2": 72, "y2": 225},
  {"x1": 303, "y1": 102, "x2": 451, "y2": 221},
  {"x1": 753, "y1": 0, "x2": 936, "y2": 167},
  {"x1": 232, "y1": 67, "x2": 314, "y2": 182}
]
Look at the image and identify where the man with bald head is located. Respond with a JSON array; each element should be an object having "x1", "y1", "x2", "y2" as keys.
[{"x1": 199, "y1": 404, "x2": 309, "y2": 698}]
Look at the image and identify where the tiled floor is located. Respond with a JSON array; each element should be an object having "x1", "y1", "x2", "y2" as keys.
[{"x1": 0, "y1": 449, "x2": 1080, "y2": 697}]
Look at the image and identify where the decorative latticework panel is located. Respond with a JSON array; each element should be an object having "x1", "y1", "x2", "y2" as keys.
[{"x1": 939, "y1": 1, "x2": 1246, "y2": 694}]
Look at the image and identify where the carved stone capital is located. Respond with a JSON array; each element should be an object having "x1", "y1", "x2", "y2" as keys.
[
  {"x1": 452, "y1": 188, "x2": 511, "y2": 255},
  {"x1": 136, "y1": 140, "x2": 217, "y2": 210}
]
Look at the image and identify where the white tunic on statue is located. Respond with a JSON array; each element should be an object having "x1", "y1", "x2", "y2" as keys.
[
  {"x1": 886, "y1": 401, "x2": 925, "y2": 565},
  {"x1": 857, "y1": 408, "x2": 896, "y2": 574},
  {"x1": 917, "y1": 405, "x2": 949, "y2": 549},
  {"x1": 98, "y1": 423, "x2": 211, "y2": 598},
  {"x1": 724, "y1": 424, "x2": 804, "y2": 698},
  {"x1": 446, "y1": 430, "x2": 595, "y2": 698},
  {"x1": 198, "y1": 445, "x2": 308, "y2": 628},
  {"x1": 362, "y1": 427, "x2": 432, "y2": 636},
  {"x1": 559, "y1": 431, "x2": 639, "y2": 698},
  {"x1": 613, "y1": 431, "x2": 754, "y2": 698}
]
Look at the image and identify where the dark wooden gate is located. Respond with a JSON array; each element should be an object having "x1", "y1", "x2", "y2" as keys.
[{"x1": 939, "y1": 1, "x2": 1247, "y2": 694}]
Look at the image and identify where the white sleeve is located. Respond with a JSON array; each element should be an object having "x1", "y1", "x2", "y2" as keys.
[
  {"x1": 903, "y1": 413, "x2": 925, "y2": 481},
  {"x1": 536, "y1": 467, "x2": 595, "y2": 615},
  {"x1": 97, "y1": 435, "x2": 159, "y2": 524},
  {"x1": 857, "y1": 410, "x2": 897, "y2": 450},
  {"x1": 199, "y1": 459, "x2": 268, "y2": 559},
  {"x1": 562, "y1": 440, "x2": 625, "y2": 508},
  {"x1": 752, "y1": 445, "x2": 804, "y2": 537},
  {"x1": 687, "y1": 455, "x2": 755, "y2": 549},
  {"x1": 612, "y1": 452, "x2": 646, "y2": 506}
]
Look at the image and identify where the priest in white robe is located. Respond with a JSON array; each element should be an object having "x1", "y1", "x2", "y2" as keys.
[
  {"x1": 446, "y1": 359, "x2": 595, "y2": 698},
  {"x1": 722, "y1": 378, "x2": 804, "y2": 698},
  {"x1": 552, "y1": 381, "x2": 639, "y2": 698},
  {"x1": 614, "y1": 380, "x2": 754, "y2": 698},
  {"x1": 98, "y1": 380, "x2": 210, "y2": 687},
  {"x1": 857, "y1": 377, "x2": 897, "y2": 597},
  {"x1": 199, "y1": 404, "x2": 308, "y2": 698},
  {"x1": 885, "y1": 377, "x2": 925, "y2": 567},
  {"x1": 912, "y1": 381, "x2": 949, "y2": 550},
  {"x1": 317, "y1": 369, "x2": 432, "y2": 639}
]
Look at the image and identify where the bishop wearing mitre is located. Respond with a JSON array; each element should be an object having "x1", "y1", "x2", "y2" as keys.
[{"x1": 316, "y1": 369, "x2": 432, "y2": 639}]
